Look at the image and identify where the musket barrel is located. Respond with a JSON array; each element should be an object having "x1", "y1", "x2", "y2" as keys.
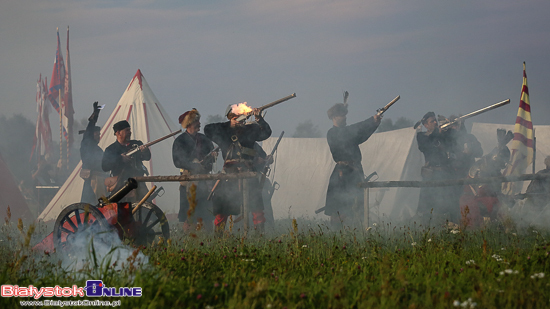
[
  {"x1": 235, "y1": 93, "x2": 297, "y2": 122},
  {"x1": 259, "y1": 93, "x2": 297, "y2": 111},
  {"x1": 440, "y1": 99, "x2": 510, "y2": 129},
  {"x1": 377, "y1": 95, "x2": 401, "y2": 116}
]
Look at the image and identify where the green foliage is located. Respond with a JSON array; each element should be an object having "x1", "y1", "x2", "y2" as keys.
[
  {"x1": 292, "y1": 119, "x2": 321, "y2": 138},
  {"x1": 2, "y1": 219, "x2": 550, "y2": 308}
]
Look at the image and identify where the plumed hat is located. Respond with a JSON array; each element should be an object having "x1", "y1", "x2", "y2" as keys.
[
  {"x1": 179, "y1": 108, "x2": 201, "y2": 128},
  {"x1": 113, "y1": 120, "x2": 130, "y2": 133},
  {"x1": 327, "y1": 103, "x2": 348, "y2": 120}
]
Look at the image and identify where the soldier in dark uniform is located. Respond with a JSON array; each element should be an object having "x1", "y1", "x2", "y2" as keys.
[
  {"x1": 416, "y1": 112, "x2": 457, "y2": 222},
  {"x1": 172, "y1": 108, "x2": 216, "y2": 231},
  {"x1": 102, "y1": 120, "x2": 151, "y2": 202},
  {"x1": 324, "y1": 102, "x2": 381, "y2": 228},
  {"x1": 460, "y1": 129, "x2": 513, "y2": 227},
  {"x1": 204, "y1": 105, "x2": 272, "y2": 233},
  {"x1": 80, "y1": 102, "x2": 108, "y2": 204},
  {"x1": 446, "y1": 115, "x2": 483, "y2": 178}
]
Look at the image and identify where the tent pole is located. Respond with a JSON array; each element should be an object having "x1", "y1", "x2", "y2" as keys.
[{"x1": 533, "y1": 129, "x2": 537, "y2": 174}]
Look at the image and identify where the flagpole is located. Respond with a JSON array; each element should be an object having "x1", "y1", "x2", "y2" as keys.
[
  {"x1": 66, "y1": 26, "x2": 70, "y2": 171},
  {"x1": 57, "y1": 27, "x2": 63, "y2": 173}
]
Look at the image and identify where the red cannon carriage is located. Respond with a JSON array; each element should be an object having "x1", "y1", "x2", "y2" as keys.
[{"x1": 33, "y1": 178, "x2": 170, "y2": 252}]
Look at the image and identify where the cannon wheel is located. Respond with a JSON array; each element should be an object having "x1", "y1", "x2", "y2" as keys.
[
  {"x1": 132, "y1": 201, "x2": 170, "y2": 245},
  {"x1": 53, "y1": 203, "x2": 110, "y2": 251}
]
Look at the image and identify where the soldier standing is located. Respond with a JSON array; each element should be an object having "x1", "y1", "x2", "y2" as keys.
[
  {"x1": 324, "y1": 100, "x2": 381, "y2": 228},
  {"x1": 102, "y1": 120, "x2": 151, "y2": 202},
  {"x1": 80, "y1": 102, "x2": 108, "y2": 204},
  {"x1": 172, "y1": 108, "x2": 216, "y2": 231},
  {"x1": 204, "y1": 105, "x2": 272, "y2": 234},
  {"x1": 416, "y1": 112, "x2": 457, "y2": 222}
]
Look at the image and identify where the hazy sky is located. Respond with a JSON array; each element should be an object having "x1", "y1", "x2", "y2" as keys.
[{"x1": 2, "y1": 0, "x2": 550, "y2": 138}]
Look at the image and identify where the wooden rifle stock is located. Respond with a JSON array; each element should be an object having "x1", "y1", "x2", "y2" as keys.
[{"x1": 259, "y1": 131, "x2": 284, "y2": 187}]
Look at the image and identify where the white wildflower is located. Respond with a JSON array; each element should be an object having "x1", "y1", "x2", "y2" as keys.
[
  {"x1": 266, "y1": 304, "x2": 272, "y2": 309},
  {"x1": 373, "y1": 223, "x2": 377, "y2": 227},
  {"x1": 453, "y1": 300, "x2": 461, "y2": 307},
  {"x1": 465, "y1": 260, "x2": 475, "y2": 265},
  {"x1": 241, "y1": 259, "x2": 255, "y2": 262},
  {"x1": 428, "y1": 239, "x2": 432, "y2": 242},
  {"x1": 411, "y1": 242, "x2": 417, "y2": 246},
  {"x1": 366, "y1": 227, "x2": 372, "y2": 231},
  {"x1": 531, "y1": 272, "x2": 545, "y2": 279},
  {"x1": 451, "y1": 230, "x2": 460, "y2": 234},
  {"x1": 302, "y1": 245, "x2": 308, "y2": 248},
  {"x1": 505, "y1": 269, "x2": 513, "y2": 274}
]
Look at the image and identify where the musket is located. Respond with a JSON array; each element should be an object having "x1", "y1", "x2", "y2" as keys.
[
  {"x1": 259, "y1": 131, "x2": 285, "y2": 187},
  {"x1": 314, "y1": 171, "x2": 378, "y2": 215},
  {"x1": 439, "y1": 99, "x2": 510, "y2": 130},
  {"x1": 376, "y1": 95, "x2": 401, "y2": 117},
  {"x1": 125, "y1": 129, "x2": 182, "y2": 156},
  {"x1": 235, "y1": 93, "x2": 297, "y2": 122}
]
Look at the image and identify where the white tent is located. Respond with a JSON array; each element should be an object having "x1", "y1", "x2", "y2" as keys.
[
  {"x1": 38, "y1": 70, "x2": 180, "y2": 222},
  {"x1": 261, "y1": 127, "x2": 424, "y2": 222}
]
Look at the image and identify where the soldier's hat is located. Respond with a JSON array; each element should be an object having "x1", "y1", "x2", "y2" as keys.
[
  {"x1": 178, "y1": 108, "x2": 200, "y2": 128},
  {"x1": 225, "y1": 105, "x2": 238, "y2": 120},
  {"x1": 413, "y1": 111, "x2": 436, "y2": 129},
  {"x1": 113, "y1": 120, "x2": 130, "y2": 134},
  {"x1": 327, "y1": 103, "x2": 348, "y2": 120}
]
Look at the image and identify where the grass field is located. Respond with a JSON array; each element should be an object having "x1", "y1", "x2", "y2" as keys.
[{"x1": 1, "y1": 216, "x2": 550, "y2": 308}]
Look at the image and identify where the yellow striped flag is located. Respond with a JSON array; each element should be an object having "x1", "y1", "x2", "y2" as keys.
[{"x1": 502, "y1": 62, "x2": 534, "y2": 195}]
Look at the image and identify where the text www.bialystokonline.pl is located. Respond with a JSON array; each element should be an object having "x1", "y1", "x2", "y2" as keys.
[{"x1": 19, "y1": 299, "x2": 121, "y2": 307}]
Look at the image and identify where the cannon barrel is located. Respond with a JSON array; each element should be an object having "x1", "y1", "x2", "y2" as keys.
[{"x1": 105, "y1": 178, "x2": 138, "y2": 203}]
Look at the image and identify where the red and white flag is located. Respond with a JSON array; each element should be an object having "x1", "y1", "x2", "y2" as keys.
[
  {"x1": 30, "y1": 75, "x2": 53, "y2": 162},
  {"x1": 502, "y1": 62, "x2": 534, "y2": 195},
  {"x1": 64, "y1": 26, "x2": 74, "y2": 146},
  {"x1": 48, "y1": 28, "x2": 69, "y2": 141}
]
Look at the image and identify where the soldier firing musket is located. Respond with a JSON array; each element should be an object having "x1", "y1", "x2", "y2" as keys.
[
  {"x1": 235, "y1": 93, "x2": 297, "y2": 122},
  {"x1": 323, "y1": 92, "x2": 400, "y2": 228},
  {"x1": 414, "y1": 99, "x2": 509, "y2": 223},
  {"x1": 204, "y1": 94, "x2": 286, "y2": 234}
]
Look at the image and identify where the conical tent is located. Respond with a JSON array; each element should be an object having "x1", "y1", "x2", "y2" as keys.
[
  {"x1": 0, "y1": 153, "x2": 33, "y2": 221},
  {"x1": 38, "y1": 70, "x2": 180, "y2": 222}
]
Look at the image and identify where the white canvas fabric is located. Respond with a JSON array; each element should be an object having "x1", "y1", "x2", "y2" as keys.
[
  {"x1": 38, "y1": 70, "x2": 180, "y2": 222},
  {"x1": 261, "y1": 127, "x2": 424, "y2": 222}
]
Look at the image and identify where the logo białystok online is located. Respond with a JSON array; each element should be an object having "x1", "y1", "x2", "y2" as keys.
[
  {"x1": 1, "y1": 280, "x2": 141, "y2": 298},
  {"x1": 85, "y1": 280, "x2": 141, "y2": 297}
]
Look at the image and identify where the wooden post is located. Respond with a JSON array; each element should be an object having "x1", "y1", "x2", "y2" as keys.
[
  {"x1": 363, "y1": 188, "x2": 369, "y2": 229},
  {"x1": 242, "y1": 178, "x2": 250, "y2": 234}
]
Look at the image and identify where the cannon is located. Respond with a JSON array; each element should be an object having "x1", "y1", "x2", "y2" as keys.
[{"x1": 33, "y1": 178, "x2": 170, "y2": 252}]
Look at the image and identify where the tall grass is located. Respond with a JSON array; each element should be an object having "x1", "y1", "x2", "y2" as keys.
[{"x1": 1, "y1": 215, "x2": 550, "y2": 308}]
